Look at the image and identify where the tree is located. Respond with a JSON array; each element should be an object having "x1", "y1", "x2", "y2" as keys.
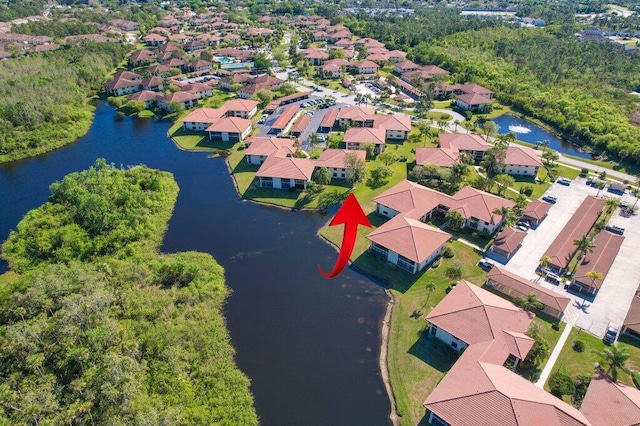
[
  {"x1": 200, "y1": 50, "x2": 213, "y2": 61},
  {"x1": 493, "y1": 205, "x2": 517, "y2": 227},
  {"x1": 254, "y1": 53, "x2": 272, "y2": 74},
  {"x1": 522, "y1": 324, "x2": 549, "y2": 368},
  {"x1": 586, "y1": 270, "x2": 604, "y2": 288},
  {"x1": 417, "y1": 119, "x2": 433, "y2": 147},
  {"x1": 538, "y1": 140, "x2": 550, "y2": 156},
  {"x1": 424, "y1": 282, "x2": 436, "y2": 306},
  {"x1": 368, "y1": 164, "x2": 393, "y2": 187},
  {"x1": 344, "y1": 152, "x2": 366, "y2": 187},
  {"x1": 437, "y1": 119, "x2": 448, "y2": 133},
  {"x1": 378, "y1": 151, "x2": 395, "y2": 166},
  {"x1": 481, "y1": 121, "x2": 498, "y2": 141},
  {"x1": 445, "y1": 261, "x2": 463, "y2": 280},
  {"x1": 126, "y1": 100, "x2": 146, "y2": 115},
  {"x1": 279, "y1": 83, "x2": 297, "y2": 96},
  {"x1": 445, "y1": 210, "x2": 465, "y2": 231},
  {"x1": 308, "y1": 132, "x2": 319, "y2": 148},
  {"x1": 415, "y1": 94, "x2": 433, "y2": 116},
  {"x1": 362, "y1": 143, "x2": 376, "y2": 160},
  {"x1": 494, "y1": 174, "x2": 515, "y2": 196},
  {"x1": 542, "y1": 149, "x2": 560, "y2": 166},
  {"x1": 481, "y1": 144, "x2": 506, "y2": 177},
  {"x1": 312, "y1": 167, "x2": 332, "y2": 186},
  {"x1": 548, "y1": 373, "x2": 576, "y2": 398},
  {"x1": 328, "y1": 49, "x2": 346, "y2": 60},
  {"x1": 594, "y1": 346, "x2": 632, "y2": 381},
  {"x1": 540, "y1": 256, "x2": 552, "y2": 270},
  {"x1": 254, "y1": 89, "x2": 275, "y2": 108},
  {"x1": 514, "y1": 293, "x2": 543, "y2": 312},
  {"x1": 573, "y1": 235, "x2": 595, "y2": 260},
  {"x1": 605, "y1": 197, "x2": 619, "y2": 214}
]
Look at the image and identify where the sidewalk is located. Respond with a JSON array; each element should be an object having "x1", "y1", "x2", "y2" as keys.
[{"x1": 535, "y1": 322, "x2": 573, "y2": 388}]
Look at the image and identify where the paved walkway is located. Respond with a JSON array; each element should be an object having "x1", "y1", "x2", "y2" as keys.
[{"x1": 535, "y1": 322, "x2": 573, "y2": 387}]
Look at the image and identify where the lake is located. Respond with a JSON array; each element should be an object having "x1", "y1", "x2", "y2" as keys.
[
  {"x1": 492, "y1": 114, "x2": 592, "y2": 159},
  {"x1": 0, "y1": 101, "x2": 391, "y2": 426}
]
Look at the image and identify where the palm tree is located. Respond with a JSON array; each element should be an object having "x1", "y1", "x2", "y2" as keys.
[
  {"x1": 540, "y1": 256, "x2": 552, "y2": 270},
  {"x1": 453, "y1": 119, "x2": 461, "y2": 132},
  {"x1": 539, "y1": 140, "x2": 550, "y2": 156},
  {"x1": 514, "y1": 293, "x2": 543, "y2": 312},
  {"x1": 423, "y1": 282, "x2": 436, "y2": 307},
  {"x1": 594, "y1": 346, "x2": 632, "y2": 381},
  {"x1": 493, "y1": 206, "x2": 517, "y2": 227},
  {"x1": 605, "y1": 197, "x2": 619, "y2": 214},
  {"x1": 586, "y1": 270, "x2": 604, "y2": 288},
  {"x1": 482, "y1": 121, "x2": 498, "y2": 141},
  {"x1": 573, "y1": 235, "x2": 595, "y2": 260}
]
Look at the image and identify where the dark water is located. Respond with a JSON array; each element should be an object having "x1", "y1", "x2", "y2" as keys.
[
  {"x1": 0, "y1": 101, "x2": 391, "y2": 426},
  {"x1": 492, "y1": 114, "x2": 592, "y2": 159}
]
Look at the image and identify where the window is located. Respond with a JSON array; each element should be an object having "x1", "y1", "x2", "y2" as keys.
[
  {"x1": 397, "y1": 255, "x2": 415, "y2": 273},
  {"x1": 371, "y1": 243, "x2": 388, "y2": 259},
  {"x1": 450, "y1": 341, "x2": 458, "y2": 349},
  {"x1": 261, "y1": 177, "x2": 273, "y2": 188}
]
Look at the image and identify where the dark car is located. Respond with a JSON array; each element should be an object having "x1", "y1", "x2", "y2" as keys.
[
  {"x1": 542, "y1": 195, "x2": 558, "y2": 204},
  {"x1": 477, "y1": 259, "x2": 494, "y2": 272},
  {"x1": 605, "y1": 225, "x2": 625, "y2": 235},
  {"x1": 603, "y1": 323, "x2": 619, "y2": 344}
]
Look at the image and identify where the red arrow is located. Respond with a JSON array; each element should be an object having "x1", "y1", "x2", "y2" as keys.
[{"x1": 318, "y1": 193, "x2": 372, "y2": 278}]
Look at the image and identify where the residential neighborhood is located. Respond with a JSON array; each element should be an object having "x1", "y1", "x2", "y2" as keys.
[{"x1": 3, "y1": 2, "x2": 639, "y2": 425}]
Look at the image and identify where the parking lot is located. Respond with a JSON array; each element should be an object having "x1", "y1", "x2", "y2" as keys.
[{"x1": 503, "y1": 176, "x2": 640, "y2": 338}]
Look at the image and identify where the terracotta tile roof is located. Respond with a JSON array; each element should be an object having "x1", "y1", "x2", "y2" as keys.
[
  {"x1": 336, "y1": 105, "x2": 376, "y2": 121},
  {"x1": 420, "y1": 64, "x2": 449, "y2": 75},
  {"x1": 245, "y1": 137, "x2": 296, "y2": 158},
  {"x1": 395, "y1": 59, "x2": 419, "y2": 70},
  {"x1": 387, "y1": 50, "x2": 407, "y2": 58},
  {"x1": 320, "y1": 108, "x2": 338, "y2": 128},
  {"x1": 143, "y1": 33, "x2": 167, "y2": 42},
  {"x1": 502, "y1": 330, "x2": 535, "y2": 360},
  {"x1": 343, "y1": 127, "x2": 386, "y2": 145},
  {"x1": 271, "y1": 105, "x2": 300, "y2": 130},
  {"x1": 366, "y1": 216, "x2": 451, "y2": 263},
  {"x1": 255, "y1": 157, "x2": 315, "y2": 181},
  {"x1": 206, "y1": 117, "x2": 252, "y2": 133},
  {"x1": 426, "y1": 281, "x2": 532, "y2": 345},
  {"x1": 127, "y1": 90, "x2": 158, "y2": 102},
  {"x1": 491, "y1": 227, "x2": 527, "y2": 254},
  {"x1": 159, "y1": 91, "x2": 199, "y2": 103},
  {"x1": 324, "y1": 58, "x2": 349, "y2": 67},
  {"x1": 291, "y1": 114, "x2": 312, "y2": 134},
  {"x1": 366, "y1": 53, "x2": 389, "y2": 62},
  {"x1": 104, "y1": 78, "x2": 139, "y2": 90},
  {"x1": 416, "y1": 147, "x2": 460, "y2": 167},
  {"x1": 223, "y1": 99, "x2": 259, "y2": 112},
  {"x1": 314, "y1": 149, "x2": 366, "y2": 168},
  {"x1": 573, "y1": 230, "x2": 624, "y2": 290},
  {"x1": 373, "y1": 114, "x2": 412, "y2": 132},
  {"x1": 181, "y1": 107, "x2": 225, "y2": 123},
  {"x1": 623, "y1": 284, "x2": 640, "y2": 335},
  {"x1": 457, "y1": 83, "x2": 494, "y2": 96},
  {"x1": 543, "y1": 196, "x2": 606, "y2": 270},
  {"x1": 486, "y1": 266, "x2": 571, "y2": 314},
  {"x1": 373, "y1": 180, "x2": 449, "y2": 216},
  {"x1": 580, "y1": 372, "x2": 640, "y2": 426},
  {"x1": 457, "y1": 92, "x2": 495, "y2": 106},
  {"x1": 522, "y1": 199, "x2": 552, "y2": 220},
  {"x1": 439, "y1": 133, "x2": 489, "y2": 152},
  {"x1": 425, "y1": 344, "x2": 590, "y2": 425},
  {"x1": 505, "y1": 145, "x2": 543, "y2": 167},
  {"x1": 453, "y1": 186, "x2": 516, "y2": 225},
  {"x1": 353, "y1": 59, "x2": 379, "y2": 70}
]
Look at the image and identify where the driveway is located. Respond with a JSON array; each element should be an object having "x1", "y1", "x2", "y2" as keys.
[{"x1": 504, "y1": 176, "x2": 640, "y2": 337}]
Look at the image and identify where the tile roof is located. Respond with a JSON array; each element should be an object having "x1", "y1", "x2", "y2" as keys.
[
  {"x1": 353, "y1": 59, "x2": 379, "y2": 69},
  {"x1": 505, "y1": 145, "x2": 543, "y2": 167},
  {"x1": 373, "y1": 114, "x2": 412, "y2": 132},
  {"x1": 623, "y1": 284, "x2": 640, "y2": 335},
  {"x1": 439, "y1": 133, "x2": 489, "y2": 152},
  {"x1": 255, "y1": 156, "x2": 315, "y2": 181},
  {"x1": 573, "y1": 230, "x2": 624, "y2": 290},
  {"x1": 457, "y1": 83, "x2": 494, "y2": 96},
  {"x1": 336, "y1": 105, "x2": 376, "y2": 121},
  {"x1": 452, "y1": 186, "x2": 516, "y2": 225},
  {"x1": 320, "y1": 108, "x2": 339, "y2": 128},
  {"x1": 314, "y1": 149, "x2": 366, "y2": 168},
  {"x1": 159, "y1": 91, "x2": 199, "y2": 103},
  {"x1": 580, "y1": 372, "x2": 640, "y2": 426},
  {"x1": 245, "y1": 137, "x2": 296, "y2": 158},
  {"x1": 343, "y1": 127, "x2": 386, "y2": 145},
  {"x1": 491, "y1": 227, "x2": 527, "y2": 254},
  {"x1": 127, "y1": 90, "x2": 158, "y2": 102},
  {"x1": 486, "y1": 266, "x2": 571, "y2": 313},
  {"x1": 291, "y1": 114, "x2": 312, "y2": 134},
  {"x1": 206, "y1": 117, "x2": 252, "y2": 133},
  {"x1": 426, "y1": 280, "x2": 532, "y2": 345},
  {"x1": 543, "y1": 196, "x2": 606, "y2": 270},
  {"x1": 271, "y1": 105, "x2": 300, "y2": 130},
  {"x1": 457, "y1": 93, "x2": 495, "y2": 106},
  {"x1": 366, "y1": 215, "x2": 451, "y2": 263},
  {"x1": 415, "y1": 147, "x2": 460, "y2": 167},
  {"x1": 373, "y1": 180, "x2": 449, "y2": 218},
  {"x1": 522, "y1": 199, "x2": 552, "y2": 220}
]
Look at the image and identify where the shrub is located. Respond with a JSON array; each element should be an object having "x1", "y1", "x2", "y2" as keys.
[
  {"x1": 572, "y1": 340, "x2": 585, "y2": 352},
  {"x1": 552, "y1": 321, "x2": 561, "y2": 331},
  {"x1": 431, "y1": 258, "x2": 440, "y2": 269},
  {"x1": 580, "y1": 168, "x2": 589, "y2": 177},
  {"x1": 522, "y1": 185, "x2": 534, "y2": 196},
  {"x1": 549, "y1": 372, "x2": 575, "y2": 398},
  {"x1": 443, "y1": 246, "x2": 454, "y2": 258},
  {"x1": 632, "y1": 371, "x2": 640, "y2": 390}
]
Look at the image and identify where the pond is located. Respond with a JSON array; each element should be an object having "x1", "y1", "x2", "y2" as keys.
[
  {"x1": 492, "y1": 114, "x2": 592, "y2": 159},
  {"x1": 0, "y1": 101, "x2": 391, "y2": 426}
]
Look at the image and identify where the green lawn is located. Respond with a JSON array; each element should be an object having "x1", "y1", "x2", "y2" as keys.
[
  {"x1": 510, "y1": 172, "x2": 551, "y2": 200},
  {"x1": 548, "y1": 328, "x2": 640, "y2": 390}
]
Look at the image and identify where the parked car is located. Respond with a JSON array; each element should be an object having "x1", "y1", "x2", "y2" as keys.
[
  {"x1": 477, "y1": 259, "x2": 494, "y2": 272},
  {"x1": 545, "y1": 272, "x2": 561, "y2": 285},
  {"x1": 514, "y1": 225, "x2": 529, "y2": 232},
  {"x1": 257, "y1": 115, "x2": 268, "y2": 124},
  {"x1": 557, "y1": 177, "x2": 571, "y2": 186},
  {"x1": 542, "y1": 195, "x2": 558, "y2": 204},
  {"x1": 515, "y1": 221, "x2": 530, "y2": 230},
  {"x1": 606, "y1": 224, "x2": 625, "y2": 235},
  {"x1": 603, "y1": 322, "x2": 619, "y2": 344}
]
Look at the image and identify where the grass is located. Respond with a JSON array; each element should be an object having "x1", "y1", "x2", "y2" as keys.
[
  {"x1": 548, "y1": 328, "x2": 640, "y2": 389},
  {"x1": 426, "y1": 111, "x2": 452, "y2": 120},
  {"x1": 510, "y1": 172, "x2": 551, "y2": 200}
]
